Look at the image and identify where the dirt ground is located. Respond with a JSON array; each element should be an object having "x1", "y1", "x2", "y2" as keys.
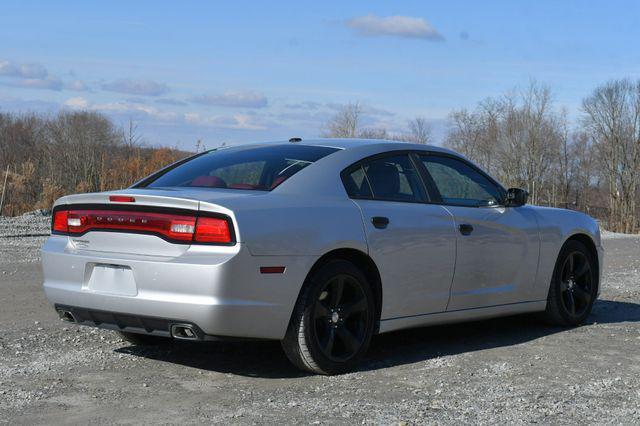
[{"x1": 0, "y1": 219, "x2": 639, "y2": 424}]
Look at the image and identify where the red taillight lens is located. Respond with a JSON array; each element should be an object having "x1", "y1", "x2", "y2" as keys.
[
  {"x1": 50, "y1": 207, "x2": 233, "y2": 245},
  {"x1": 52, "y1": 210, "x2": 69, "y2": 233},
  {"x1": 63, "y1": 210, "x2": 196, "y2": 242},
  {"x1": 194, "y1": 217, "x2": 232, "y2": 243}
]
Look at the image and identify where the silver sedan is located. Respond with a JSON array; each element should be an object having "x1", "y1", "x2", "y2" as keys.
[{"x1": 42, "y1": 139, "x2": 603, "y2": 374}]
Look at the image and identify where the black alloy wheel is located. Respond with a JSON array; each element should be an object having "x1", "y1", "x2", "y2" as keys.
[
  {"x1": 281, "y1": 259, "x2": 375, "y2": 375},
  {"x1": 312, "y1": 274, "x2": 370, "y2": 362},
  {"x1": 558, "y1": 250, "x2": 593, "y2": 317},
  {"x1": 544, "y1": 240, "x2": 597, "y2": 326}
]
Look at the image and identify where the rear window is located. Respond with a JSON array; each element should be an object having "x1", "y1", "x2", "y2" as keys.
[{"x1": 139, "y1": 144, "x2": 339, "y2": 191}]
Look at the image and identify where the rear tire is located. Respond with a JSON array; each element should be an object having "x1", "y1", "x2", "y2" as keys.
[
  {"x1": 281, "y1": 259, "x2": 376, "y2": 375},
  {"x1": 117, "y1": 331, "x2": 172, "y2": 346},
  {"x1": 544, "y1": 240, "x2": 597, "y2": 326}
]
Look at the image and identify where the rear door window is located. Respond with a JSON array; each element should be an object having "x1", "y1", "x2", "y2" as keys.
[{"x1": 343, "y1": 154, "x2": 427, "y2": 202}]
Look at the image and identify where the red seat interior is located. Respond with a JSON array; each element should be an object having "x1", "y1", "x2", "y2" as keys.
[
  {"x1": 270, "y1": 176, "x2": 287, "y2": 189},
  {"x1": 190, "y1": 175, "x2": 227, "y2": 188},
  {"x1": 228, "y1": 183, "x2": 260, "y2": 189}
]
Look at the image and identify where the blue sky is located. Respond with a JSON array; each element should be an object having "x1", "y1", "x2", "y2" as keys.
[{"x1": 0, "y1": 1, "x2": 638, "y2": 149}]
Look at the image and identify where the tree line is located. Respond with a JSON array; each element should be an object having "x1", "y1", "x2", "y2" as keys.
[
  {"x1": 0, "y1": 111, "x2": 185, "y2": 216},
  {"x1": 1, "y1": 78, "x2": 639, "y2": 233},
  {"x1": 323, "y1": 80, "x2": 640, "y2": 233}
]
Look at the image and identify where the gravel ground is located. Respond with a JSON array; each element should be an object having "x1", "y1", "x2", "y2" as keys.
[
  {"x1": 0, "y1": 216, "x2": 639, "y2": 424},
  {"x1": 0, "y1": 211, "x2": 49, "y2": 265}
]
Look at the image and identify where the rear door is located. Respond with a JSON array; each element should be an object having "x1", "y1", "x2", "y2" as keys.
[
  {"x1": 417, "y1": 153, "x2": 540, "y2": 311},
  {"x1": 343, "y1": 153, "x2": 457, "y2": 320}
]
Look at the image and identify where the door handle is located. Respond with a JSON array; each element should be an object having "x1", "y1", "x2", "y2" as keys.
[
  {"x1": 371, "y1": 216, "x2": 390, "y2": 229},
  {"x1": 458, "y1": 224, "x2": 474, "y2": 235}
]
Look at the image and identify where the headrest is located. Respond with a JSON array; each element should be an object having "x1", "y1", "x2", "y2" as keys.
[{"x1": 366, "y1": 162, "x2": 400, "y2": 197}]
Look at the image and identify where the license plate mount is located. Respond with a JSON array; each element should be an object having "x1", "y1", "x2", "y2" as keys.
[{"x1": 84, "y1": 264, "x2": 137, "y2": 296}]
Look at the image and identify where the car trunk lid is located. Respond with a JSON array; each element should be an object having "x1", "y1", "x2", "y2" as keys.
[{"x1": 52, "y1": 189, "x2": 251, "y2": 256}]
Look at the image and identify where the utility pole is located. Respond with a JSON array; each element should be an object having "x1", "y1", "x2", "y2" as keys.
[{"x1": 0, "y1": 164, "x2": 9, "y2": 216}]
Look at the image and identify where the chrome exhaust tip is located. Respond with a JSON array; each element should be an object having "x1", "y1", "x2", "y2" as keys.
[
  {"x1": 170, "y1": 323, "x2": 199, "y2": 340},
  {"x1": 57, "y1": 309, "x2": 76, "y2": 323}
]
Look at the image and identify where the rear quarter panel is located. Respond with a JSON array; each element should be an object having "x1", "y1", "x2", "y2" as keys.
[{"x1": 224, "y1": 194, "x2": 367, "y2": 256}]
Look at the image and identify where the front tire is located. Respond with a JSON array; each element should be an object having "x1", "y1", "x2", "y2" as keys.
[
  {"x1": 544, "y1": 240, "x2": 597, "y2": 326},
  {"x1": 281, "y1": 259, "x2": 376, "y2": 375}
]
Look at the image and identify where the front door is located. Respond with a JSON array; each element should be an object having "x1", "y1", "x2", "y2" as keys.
[{"x1": 418, "y1": 154, "x2": 540, "y2": 311}]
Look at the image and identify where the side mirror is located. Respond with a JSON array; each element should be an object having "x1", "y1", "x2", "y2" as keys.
[{"x1": 505, "y1": 188, "x2": 528, "y2": 207}]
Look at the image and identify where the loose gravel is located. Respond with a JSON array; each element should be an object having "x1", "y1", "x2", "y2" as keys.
[
  {"x1": 0, "y1": 211, "x2": 50, "y2": 265},
  {"x1": 0, "y1": 217, "x2": 639, "y2": 424}
]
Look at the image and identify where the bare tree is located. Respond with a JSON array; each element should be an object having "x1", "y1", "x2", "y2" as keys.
[
  {"x1": 582, "y1": 79, "x2": 640, "y2": 233},
  {"x1": 0, "y1": 111, "x2": 186, "y2": 216},
  {"x1": 123, "y1": 119, "x2": 142, "y2": 148},
  {"x1": 406, "y1": 117, "x2": 432, "y2": 144},
  {"x1": 322, "y1": 102, "x2": 362, "y2": 138},
  {"x1": 569, "y1": 131, "x2": 598, "y2": 212},
  {"x1": 445, "y1": 82, "x2": 565, "y2": 205},
  {"x1": 358, "y1": 128, "x2": 389, "y2": 140}
]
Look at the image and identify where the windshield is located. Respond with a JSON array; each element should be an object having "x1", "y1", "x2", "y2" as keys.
[{"x1": 139, "y1": 144, "x2": 339, "y2": 191}]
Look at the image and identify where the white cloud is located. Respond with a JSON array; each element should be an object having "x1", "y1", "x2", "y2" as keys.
[
  {"x1": 64, "y1": 97, "x2": 89, "y2": 108},
  {"x1": 65, "y1": 79, "x2": 90, "y2": 91},
  {"x1": 101, "y1": 79, "x2": 170, "y2": 96},
  {"x1": 0, "y1": 60, "x2": 48, "y2": 79},
  {"x1": 191, "y1": 91, "x2": 268, "y2": 108},
  {"x1": 346, "y1": 14, "x2": 444, "y2": 40},
  {"x1": 155, "y1": 97, "x2": 187, "y2": 106},
  {"x1": 92, "y1": 101, "x2": 178, "y2": 121},
  {"x1": 62, "y1": 97, "x2": 266, "y2": 131},
  {"x1": 0, "y1": 60, "x2": 89, "y2": 92},
  {"x1": 184, "y1": 112, "x2": 267, "y2": 130},
  {"x1": 0, "y1": 60, "x2": 63, "y2": 91},
  {"x1": 284, "y1": 101, "x2": 323, "y2": 110},
  {"x1": 11, "y1": 76, "x2": 63, "y2": 91}
]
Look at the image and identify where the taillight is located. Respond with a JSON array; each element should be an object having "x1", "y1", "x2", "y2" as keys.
[
  {"x1": 52, "y1": 210, "x2": 69, "y2": 233},
  {"x1": 51, "y1": 207, "x2": 234, "y2": 245},
  {"x1": 194, "y1": 216, "x2": 232, "y2": 243}
]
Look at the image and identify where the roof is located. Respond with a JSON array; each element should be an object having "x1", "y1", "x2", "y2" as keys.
[
  {"x1": 213, "y1": 138, "x2": 459, "y2": 158},
  {"x1": 274, "y1": 138, "x2": 456, "y2": 155}
]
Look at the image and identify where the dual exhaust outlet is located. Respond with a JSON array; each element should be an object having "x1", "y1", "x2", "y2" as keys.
[{"x1": 56, "y1": 308, "x2": 200, "y2": 340}]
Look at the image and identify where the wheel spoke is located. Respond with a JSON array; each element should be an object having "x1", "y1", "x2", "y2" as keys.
[
  {"x1": 336, "y1": 326, "x2": 360, "y2": 354},
  {"x1": 341, "y1": 297, "x2": 367, "y2": 319},
  {"x1": 568, "y1": 253, "x2": 575, "y2": 274},
  {"x1": 321, "y1": 327, "x2": 335, "y2": 355},
  {"x1": 314, "y1": 301, "x2": 331, "y2": 319},
  {"x1": 329, "y1": 277, "x2": 345, "y2": 308},
  {"x1": 574, "y1": 260, "x2": 590, "y2": 280},
  {"x1": 573, "y1": 286, "x2": 592, "y2": 305},
  {"x1": 565, "y1": 290, "x2": 576, "y2": 315},
  {"x1": 561, "y1": 258, "x2": 571, "y2": 281}
]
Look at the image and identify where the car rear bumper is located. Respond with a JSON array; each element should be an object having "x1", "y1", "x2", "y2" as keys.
[
  {"x1": 53, "y1": 304, "x2": 248, "y2": 341},
  {"x1": 41, "y1": 235, "x2": 316, "y2": 340}
]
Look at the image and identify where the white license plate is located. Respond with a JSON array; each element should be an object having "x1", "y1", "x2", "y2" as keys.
[{"x1": 85, "y1": 264, "x2": 137, "y2": 296}]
